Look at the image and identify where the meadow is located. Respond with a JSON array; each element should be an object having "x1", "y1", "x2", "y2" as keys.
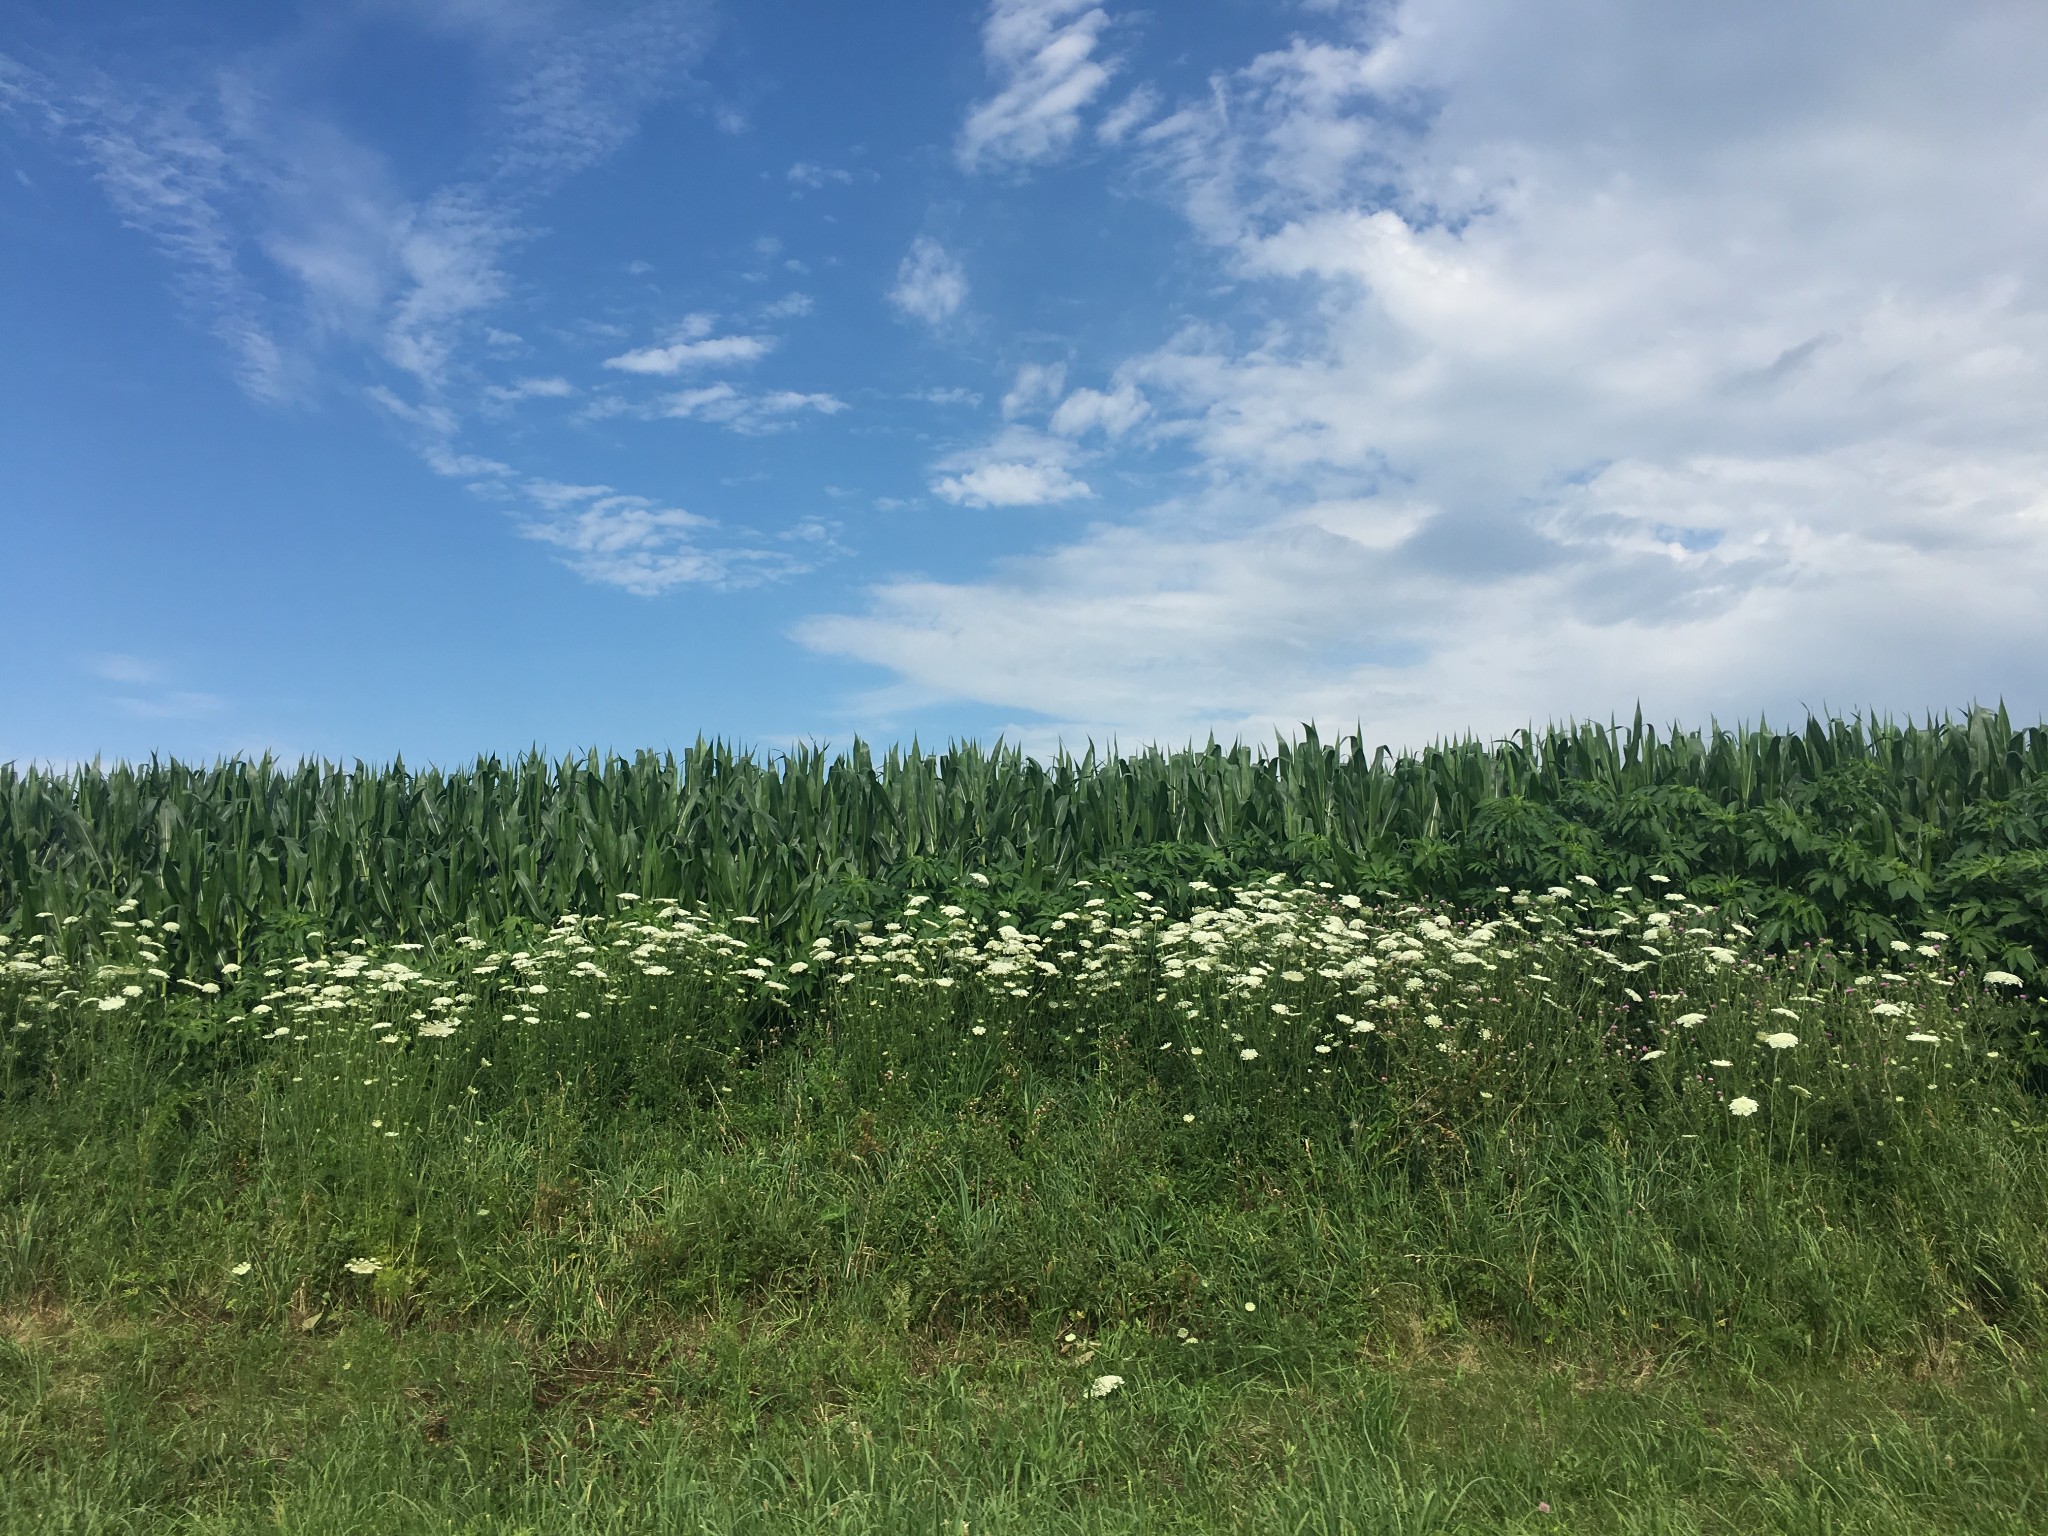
[{"x1": 4, "y1": 711, "x2": 2048, "y2": 1532}]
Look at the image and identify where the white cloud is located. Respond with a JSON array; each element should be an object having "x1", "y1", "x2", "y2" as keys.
[
  {"x1": 933, "y1": 461, "x2": 1093, "y2": 508},
  {"x1": 787, "y1": 160, "x2": 853, "y2": 189},
  {"x1": 808, "y1": 0, "x2": 2048, "y2": 744},
  {"x1": 659, "y1": 384, "x2": 847, "y2": 434},
  {"x1": 889, "y1": 236, "x2": 969, "y2": 325},
  {"x1": 1094, "y1": 84, "x2": 1158, "y2": 145},
  {"x1": 1049, "y1": 380, "x2": 1148, "y2": 437},
  {"x1": 603, "y1": 332, "x2": 775, "y2": 374},
  {"x1": 759, "y1": 292, "x2": 814, "y2": 321},
  {"x1": 1001, "y1": 361, "x2": 1066, "y2": 418},
  {"x1": 2, "y1": 2, "x2": 706, "y2": 408},
  {"x1": 519, "y1": 489, "x2": 725, "y2": 595},
  {"x1": 958, "y1": 0, "x2": 1118, "y2": 172},
  {"x1": 517, "y1": 480, "x2": 819, "y2": 594},
  {"x1": 483, "y1": 374, "x2": 575, "y2": 402}
]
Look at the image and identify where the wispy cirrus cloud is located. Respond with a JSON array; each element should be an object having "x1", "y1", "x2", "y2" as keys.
[
  {"x1": 517, "y1": 479, "x2": 824, "y2": 595},
  {"x1": 958, "y1": 0, "x2": 1119, "y2": 173},
  {"x1": 659, "y1": 384, "x2": 847, "y2": 434}
]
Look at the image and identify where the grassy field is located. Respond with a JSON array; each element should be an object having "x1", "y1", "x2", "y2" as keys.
[{"x1": 4, "y1": 863, "x2": 2046, "y2": 1531}]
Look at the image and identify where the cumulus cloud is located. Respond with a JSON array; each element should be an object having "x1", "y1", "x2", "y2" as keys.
[
  {"x1": 808, "y1": 0, "x2": 2048, "y2": 746},
  {"x1": 958, "y1": 0, "x2": 1118, "y2": 172},
  {"x1": 933, "y1": 461, "x2": 1094, "y2": 508},
  {"x1": 1049, "y1": 380, "x2": 1148, "y2": 437},
  {"x1": 889, "y1": 236, "x2": 969, "y2": 324}
]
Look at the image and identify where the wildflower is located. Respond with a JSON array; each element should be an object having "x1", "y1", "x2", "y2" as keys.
[
  {"x1": 1182, "y1": 1113, "x2": 1195, "y2": 1123},
  {"x1": 344, "y1": 1258, "x2": 381, "y2": 1276},
  {"x1": 1269, "y1": 1003, "x2": 1292, "y2": 1017},
  {"x1": 1243, "y1": 1301, "x2": 1257, "y2": 1312},
  {"x1": 1984, "y1": 971, "x2": 2024, "y2": 987},
  {"x1": 1905, "y1": 1032, "x2": 1941, "y2": 1044},
  {"x1": 1086, "y1": 1374, "x2": 1124, "y2": 1399},
  {"x1": 1672, "y1": 1012, "x2": 1706, "y2": 1027},
  {"x1": 1759, "y1": 1032, "x2": 1799, "y2": 1050},
  {"x1": 1728, "y1": 1097, "x2": 1759, "y2": 1117},
  {"x1": 1769, "y1": 1007, "x2": 1800, "y2": 1021},
  {"x1": 230, "y1": 1261, "x2": 253, "y2": 1277},
  {"x1": 1239, "y1": 1048, "x2": 1259, "y2": 1061},
  {"x1": 971, "y1": 1025, "x2": 987, "y2": 1036},
  {"x1": 1710, "y1": 1058, "x2": 1733, "y2": 1067},
  {"x1": 1921, "y1": 930, "x2": 1948, "y2": 942},
  {"x1": 1871, "y1": 1002, "x2": 1907, "y2": 1017},
  {"x1": 96, "y1": 996, "x2": 126, "y2": 1012},
  {"x1": 1641, "y1": 1050, "x2": 1666, "y2": 1061}
]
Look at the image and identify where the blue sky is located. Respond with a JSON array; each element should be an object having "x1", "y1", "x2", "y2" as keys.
[{"x1": 4, "y1": 0, "x2": 2047, "y2": 766}]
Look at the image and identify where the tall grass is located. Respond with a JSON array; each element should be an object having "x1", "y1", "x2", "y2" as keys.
[
  {"x1": 5, "y1": 866, "x2": 2046, "y2": 1528},
  {"x1": 6, "y1": 708, "x2": 2047, "y2": 972}
]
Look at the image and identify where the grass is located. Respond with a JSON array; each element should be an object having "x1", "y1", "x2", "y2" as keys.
[
  {"x1": 3, "y1": 875, "x2": 2046, "y2": 1529},
  {"x1": 5, "y1": 1307, "x2": 2045, "y2": 1533}
]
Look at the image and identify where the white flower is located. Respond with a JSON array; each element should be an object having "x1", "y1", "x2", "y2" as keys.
[
  {"x1": 344, "y1": 1258, "x2": 381, "y2": 1276},
  {"x1": 121, "y1": 984, "x2": 144, "y2": 998},
  {"x1": 96, "y1": 996, "x2": 127, "y2": 1012},
  {"x1": 1243, "y1": 1301, "x2": 1257, "y2": 1312},
  {"x1": 1269, "y1": 1003, "x2": 1292, "y2": 1017},
  {"x1": 1871, "y1": 1002, "x2": 1907, "y2": 1018},
  {"x1": 1640, "y1": 1050, "x2": 1665, "y2": 1062},
  {"x1": 1182, "y1": 1113, "x2": 1195, "y2": 1123},
  {"x1": 1239, "y1": 1048, "x2": 1259, "y2": 1061},
  {"x1": 1086, "y1": 1374, "x2": 1125, "y2": 1399},
  {"x1": 971, "y1": 1025, "x2": 987, "y2": 1036},
  {"x1": 1984, "y1": 971, "x2": 2024, "y2": 987},
  {"x1": 1728, "y1": 1096, "x2": 1759, "y2": 1117},
  {"x1": 1672, "y1": 1012, "x2": 1706, "y2": 1027},
  {"x1": 1710, "y1": 1059, "x2": 1733, "y2": 1068},
  {"x1": 1769, "y1": 1007, "x2": 1800, "y2": 1021},
  {"x1": 1350, "y1": 1021, "x2": 1375, "y2": 1034},
  {"x1": 230, "y1": 1261, "x2": 253, "y2": 1277},
  {"x1": 1905, "y1": 1032, "x2": 1941, "y2": 1044},
  {"x1": 1759, "y1": 1031, "x2": 1799, "y2": 1050}
]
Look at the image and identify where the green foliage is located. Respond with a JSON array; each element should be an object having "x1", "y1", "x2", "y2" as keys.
[{"x1": 6, "y1": 708, "x2": 2047, "y2": 976}]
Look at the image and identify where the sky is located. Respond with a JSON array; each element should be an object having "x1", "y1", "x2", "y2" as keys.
[{"x1": 3, "y1": 0, "x2": 2046, "y2": 767}]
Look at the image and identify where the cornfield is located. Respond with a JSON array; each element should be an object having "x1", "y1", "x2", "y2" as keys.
[{"x1": 4, "y1": 706, "x2": 2046, "y2": 970}]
